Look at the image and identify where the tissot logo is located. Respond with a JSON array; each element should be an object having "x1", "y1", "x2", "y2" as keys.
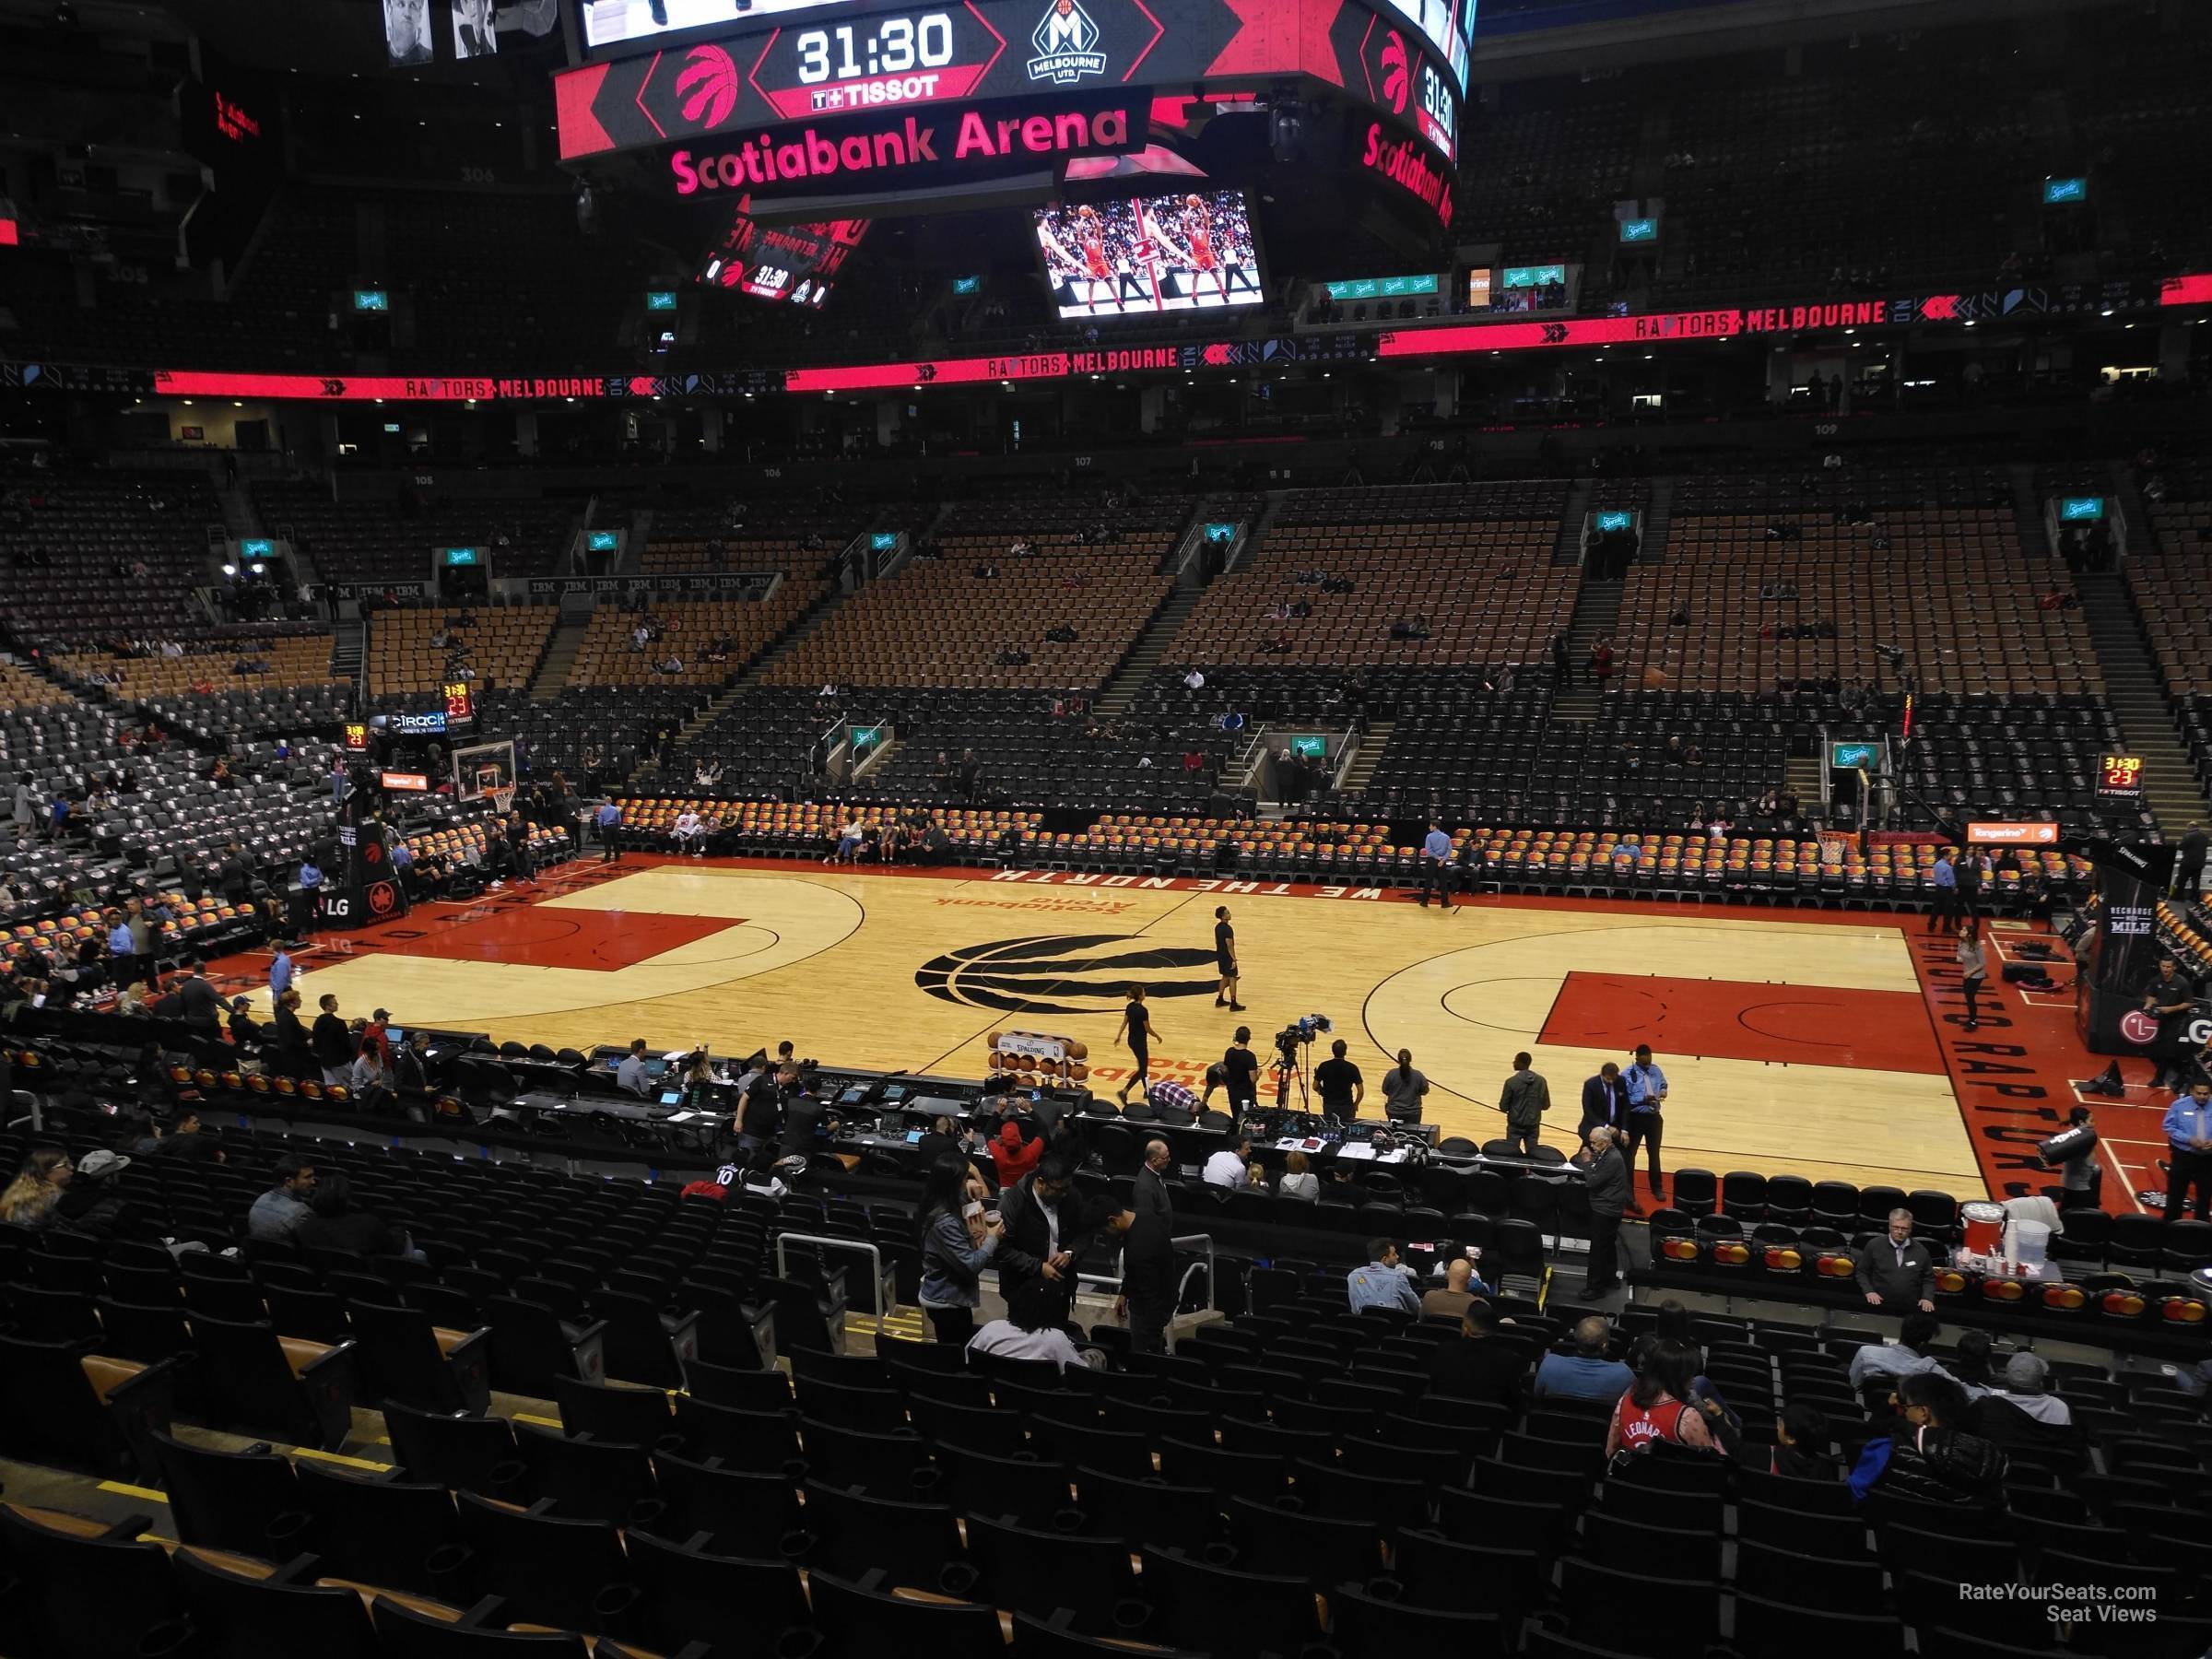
[
  {"x1": 1029, "y1": 0, "x2": 1105, "y2": 85},
  {"x1": 916, "y1": 933, "x2": 1218, "y2": 1014}
]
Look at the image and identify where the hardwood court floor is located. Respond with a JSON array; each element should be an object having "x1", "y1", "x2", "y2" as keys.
[{"x1": 233, "y1": 857, "x2": 1995, "y2": 1196}]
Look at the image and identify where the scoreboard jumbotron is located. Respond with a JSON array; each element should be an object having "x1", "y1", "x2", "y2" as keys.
[{"x1": 557, "y1": 0, "x2": 1467, "y2": 221}]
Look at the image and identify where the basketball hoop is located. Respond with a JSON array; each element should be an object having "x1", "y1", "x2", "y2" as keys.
[{"x1": 488, "y1": 784, "x2": 516, "y2": 818}]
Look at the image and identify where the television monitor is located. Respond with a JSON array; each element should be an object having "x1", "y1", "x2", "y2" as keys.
[
  {"x1": 581, "y1": 0, "x2": 865, "y2": 53},
  {"x1": 1033, "y1": 190, "x2": 1263, "y2": 319}
]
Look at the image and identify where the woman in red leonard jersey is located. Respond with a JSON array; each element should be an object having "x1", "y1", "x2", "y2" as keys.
[{"x1": 1606, "y1": 1338, "x2": 1718, "y2": 1459}]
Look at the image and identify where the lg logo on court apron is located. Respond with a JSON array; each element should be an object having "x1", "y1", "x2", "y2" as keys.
[{"x1": 916, "y1": 934, "x2": 1218, "y2": 1014}]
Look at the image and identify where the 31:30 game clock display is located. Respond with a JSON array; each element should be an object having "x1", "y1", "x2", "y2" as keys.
[{"x1": 760, "y1": 7, "x2": 994, "y2": 117}]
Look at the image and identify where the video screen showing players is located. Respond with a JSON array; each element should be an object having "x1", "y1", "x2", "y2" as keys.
[
  {"x1": 581, "y1": 0, "x2": 865, "y2": 53},
  {"x1": 1033, "y1": 191, "x2": 1264, "y2": 319}
]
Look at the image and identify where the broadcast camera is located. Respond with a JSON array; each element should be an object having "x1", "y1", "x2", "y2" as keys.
[
  {"x1": 1273, "y1": 1012, "x2": 1334, "y2": 1061},
  {"x1": 1270, "y1": 1014, "x2": 1333, "y2": 1107}
]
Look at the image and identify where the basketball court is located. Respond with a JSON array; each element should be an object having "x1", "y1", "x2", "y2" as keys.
[{"x1": 213, "y1": 854, "x2": 2183, "y2": 1206}]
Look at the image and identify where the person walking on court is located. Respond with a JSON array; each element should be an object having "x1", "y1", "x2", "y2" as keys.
[
  {"x1": 1114, "y1": 985, "x2": 1157, "y2": 1106},
  {"x1": 1622, "y1": 1043, "x2": 1668, "y2": 1206},
  {"x1": 1957, "y1": 917, "x2": 1990, "y2": 1031},
  {"x1": 1213, "y1": 905, "x2": 1243, "y2": 1010},
  {"x1": 1498, "y1": 1051, "x2": 1551, "y2": 1156},
  {"x1": 595, "y1": 798, "x2": 623, "y2": 864},
  {"x1": 1418, "y1": 820, "x2": 1453, "y2": 908},
  {"x1": 1574, "y1": 1125, "x2": 1630, "y2": 1297},
  {"x1": 1926, "y1": 847, "x2": 1960, "y2": 934}
]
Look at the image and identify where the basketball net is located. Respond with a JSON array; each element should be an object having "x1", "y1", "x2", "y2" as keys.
[{"x1": 488, "y1": 784, "x2": 516, "y2": 818}]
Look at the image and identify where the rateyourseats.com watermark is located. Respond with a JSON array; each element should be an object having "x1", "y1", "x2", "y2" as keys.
[{"x1": 1960, "y1": 1583, "x2": 2161, "y2": 1627}]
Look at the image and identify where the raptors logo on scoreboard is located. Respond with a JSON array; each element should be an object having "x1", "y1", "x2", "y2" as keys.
[{"x1": 1028, "y1": 0, "x2": 1106, "y2": 84}]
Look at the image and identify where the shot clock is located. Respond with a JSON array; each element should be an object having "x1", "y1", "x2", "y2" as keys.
[
  {"x1": 442, "y1": 681, "x2": 477, "y2": 727},
  {"x1": 2096, "y1": 754, "x2": 2145, "y2": 807}
]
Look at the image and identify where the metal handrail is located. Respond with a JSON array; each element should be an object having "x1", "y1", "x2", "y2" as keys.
[
  {"x1": 773, "y1": 1229, "x2": 895, "y2": 1337},
  {"x1": 1075, "y1": 1232, "x2": 1218, "y2": 1317}
]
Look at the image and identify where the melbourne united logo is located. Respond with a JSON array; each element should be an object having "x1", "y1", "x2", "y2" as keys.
[
  {"x1": 917, "y1": 934, "x2": 1217, "y2": 1014},
  {"x1": 1028, "y1": 0, "x2": 1105, "y2": 86}
]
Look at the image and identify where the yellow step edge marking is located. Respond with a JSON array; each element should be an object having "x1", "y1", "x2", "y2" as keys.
[
  {"x1": 290, "y1": 1447, "x2": 392, "y2": 1472},
  {"x1": 512, "y1": 1412, "x2": 564, "y2": 1429},
  {"x1": 98, "y1": 1481, "x2": 168, "y2": 1503}
]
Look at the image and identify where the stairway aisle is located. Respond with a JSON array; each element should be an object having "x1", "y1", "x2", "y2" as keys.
[
  {"x1": 1336, "y1": 720, "x2": 1394, "y2": 799},
  {"x1": 2077, "y1": 571, "x2": 2208, "y2": 832},
  {"x1": 1552, "y1": 481, "x2": 1593, "y2": 565},
  {"x1": 1096, "y1": 587, "x2": 1202, "y2": 718},
  {"x1": 528, "y1": 621, "x2": 590, "y2": 701},
  {"x1": 330, "y1": 622, "x2": 364, "y2": 694},
  {"x1": 633, "y1": 583, "x2": 853, "y2": 781},
  {"x1": 1550, "y1": 576, "x2": 1624, "y2": 723}
]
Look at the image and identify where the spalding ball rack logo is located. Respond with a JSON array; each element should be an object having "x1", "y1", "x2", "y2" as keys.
[
  {"x1": 1028, "y1": 0, "x2": 1105, "y2": 86},
  {"x1": 917, "y1": 933, "x2": 1216, "y2": 1014}
]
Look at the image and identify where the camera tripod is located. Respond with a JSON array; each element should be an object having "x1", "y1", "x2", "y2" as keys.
[{"x1": 1271, "y1": 1041, "x2": 1311, "y2": 1110}]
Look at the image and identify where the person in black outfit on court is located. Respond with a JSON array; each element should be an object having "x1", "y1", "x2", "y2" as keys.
[
  {"x1": 1114, "y1": 985, "x2": 1157, "y2": 1106},
  {"x1": 1213, "y1": 905, "x2": 1243, "y2": 1010},
  {"x1": 2140, "y1": 957, "x2": 2202, "y2": 1093},
  {"x1": 1313, "y1": 1040, "x2": 1363, "y2": 1119},
  {"x1": 1217, "y1": 1026, "x2": 1260, "y2": 1112}
]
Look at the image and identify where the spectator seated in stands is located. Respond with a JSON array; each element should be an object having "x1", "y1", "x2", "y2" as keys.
[
  {"x1": 827, "y1": 816, "x2": 866, "y2": 865},
  {"x1": 1276, "y1": 1149, "x2": 1319, "y2": 1199},
  {"x1": 1202, "y1": 1133, "x2": 1254, "y2": 1190},
  {"x1": 1535, "y1": 1315, "x2": 1634, "y2": 1404},
  {"x1": 247, "y1": 1153, "x2": 317, "y2": 1242},
  {"x1": 1973, "y1": 1352, "x2": 2076, "y2": 1430},
  {"x1": 1043, "y1": 624, "x2": 1077, "y2": 643},
  {"x1": 1771, "y1": 1401, "x2": 1842, "y2": 1480},
  {"x1": 1606, "y1": 1337, "x2": 1720, "y2": 1459},
  {"x1": 1347, "y1": 1237, "x2": 1422, "y2": 1314},
  {"x1": 1852, "y1": 1371, "x2": 2009, "y2": 1509},
  {"x1": 299, "y1": 1170, "x2": 422, "y2": 1261},
  {"x1": 991, "y1": 1121, "x2": 1042, "y2": 1188},
  {"x1": 969, "y1": 1277, "x2": 1093, "y2": 1371},
  {"x1": 1421, "y1": 1254, "x2": 1492, "y2": 1321},
  {"x1": 1388, "y1": 615, "x2": 1430, "y2": 641},
  {"x1": 672, "y1": 809, "x2": 707, "y2": 857},
  {"x1": 1847, "y1": 1311, "x2": 1952, "y2": 1392},
  {"x1": 0, "y1": 1147, "x2": 71, "y2": 1228},
  {"x1": 995, "y1": 645, "x2": 1031, "y2": 666}
]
